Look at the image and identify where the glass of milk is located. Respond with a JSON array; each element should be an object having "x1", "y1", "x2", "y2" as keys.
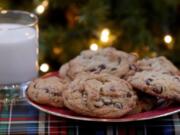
[{"x1": 0, "y1": 10, "x2": 38, "y2": 101}]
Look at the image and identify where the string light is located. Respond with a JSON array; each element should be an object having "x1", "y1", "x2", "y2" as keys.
[
  {"x1": 35, "y1": 0, "x2": 49, "y2": 15},
  {"x1": 90, "y1": 43, "x2": 98, "y2": 51},
  {"x1": 151, "y1": 52, "x2": 157, "y2": 57},
  {"x1": 1, "y1": 10, "x2": 7, "y2": 14},
  {"x1": 53, "y1": 47, "x2": 62, "y2": 55},
  {"x1": 164, "y1": 34, "x2": 172, "y2": 44},
  {"x1": 40, "y1": 63, "x2": 49, "y2": 72},
  {"x1": 163, "y1": 34, "x2": 174, "y2": 49},
  {"x1": 36, "y1": 5, "x2": 45, "y2": 14},
  {"x1": 100, "y1": 28, "x2": 110, "y2": 43}
]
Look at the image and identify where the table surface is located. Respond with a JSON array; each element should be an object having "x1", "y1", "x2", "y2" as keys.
[{"x1": 0, "y1": 98, "x2": 179, "y2": 135}]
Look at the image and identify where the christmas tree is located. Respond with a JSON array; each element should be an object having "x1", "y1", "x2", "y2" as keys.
[{"x1": 1, "y1": 0, "x2": 180, "y2": 73}]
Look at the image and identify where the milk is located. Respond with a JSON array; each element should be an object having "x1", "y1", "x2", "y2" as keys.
[{"x1": 0, "y1": 24, "x2": 38, "y2": 85}]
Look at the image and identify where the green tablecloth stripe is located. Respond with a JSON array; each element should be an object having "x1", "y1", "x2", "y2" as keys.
[
  {"x1": 0, "y1": 103, "x2": 10, "y2": 134},
  {"x1": 68, "y1": 127, "x2": 75, "y2": 135}
]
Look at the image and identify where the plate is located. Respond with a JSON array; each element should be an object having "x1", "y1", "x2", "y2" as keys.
[{"x1": 26, "y1": 72, "x2": 180, "y2": 122}]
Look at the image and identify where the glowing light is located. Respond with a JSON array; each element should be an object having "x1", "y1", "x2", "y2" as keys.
[
  {"x1": 100, "y1": 28, "x2": 110, "y2": 43},
  {"x1": 40, "y1": 63, "x2": 49, "y2": 72},
  {"x1": 1, "y1": 10, "x2": 7, "y2": 14},
  {"x1": 164, "y1": 35, "x2": 172, "y2": 44},
  {"x1": 35, "y1": 0, "x2": 48, "y2": 15},
  {"x1": 151, "y1": 52, "x2": 157, "y2": 57},
  {"x1": 53, "y1": 47, "x2": 62, "y2": 55},
  {"x1": 90, "y1": 43, "x2": 98, "y2": 51},
  {"x1": 36, "y1": 5, "x2": 45, "y2": 14}
]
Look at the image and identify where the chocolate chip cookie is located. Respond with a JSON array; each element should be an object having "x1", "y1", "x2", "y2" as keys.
[
  {"x1": 27, "y1": 77, "x2": 68, "y2": 107},
  {"x1": 59, "y1": 47, "x2": 137, "y2": 79},
  {"x1": 128, "y1": 71, "x2": 180, "y2": 102},
  {"x1": 135, "y1": 56, "x2": 179, "y2": 75},
  {"x1": 63, "y1": 73, "x2": 137, "y2": 118}
]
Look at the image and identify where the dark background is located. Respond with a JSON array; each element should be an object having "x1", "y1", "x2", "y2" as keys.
[{"x1": 1, "y1": 0, "x2": 180, "y2": 73}]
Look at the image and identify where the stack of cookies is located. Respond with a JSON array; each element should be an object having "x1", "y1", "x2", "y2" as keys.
[{"x1": 27, "y1": 47, "x2": 180, "y2": 118}]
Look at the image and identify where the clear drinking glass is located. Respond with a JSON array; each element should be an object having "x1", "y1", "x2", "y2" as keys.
[{"x1": 0, "y1": 10, "x2": 39, "y2": 101}]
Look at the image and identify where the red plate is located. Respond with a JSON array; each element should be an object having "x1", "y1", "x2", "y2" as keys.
[{"x1": 26, "y1": 72, "x2": 180, "y2": 122}]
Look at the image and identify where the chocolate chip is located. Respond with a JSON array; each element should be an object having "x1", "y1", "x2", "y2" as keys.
[
  {"x1": 111, "y1": 67, "x2": 117, "y2": 71},
  {"x1": 174, "y1": 76, "x2": 180, "y2": 82},
  {"x1": 51, "y1": 92, "x2": 61, "y2": 96},
  {"x1": 127, "y1": 92, "x2": 132, "y2": 97},
  {"x1": 136, "y1": 68, "x2": 143, "y2": 72},
  {"x1": 110, "y1": 86, "x2": 115, "y2": 91},
  {"x1": 82, "y1": 92, "x2": 87, "y2": 102},
  {"x1": 44, "y1": 88, "x2": 49, "y2": 93},
  {"x1": 98, "y1": 64, "x2": 106, "y2": 70},
  {"x1": 82, "y1": 92, "x2": 87, "y2": 98},
  {"x1": 114, "y1": 103, "x2": 123, "y2": 109},
  {"x1": 152, "y1": 86, "x2": 163, "y2": 94},
  {"x1": 88, "y1": 56, "x2": 92, "y2": 59},
  {"x1": 102, "y1": 98, "x2": 112, "y2": 105},
  {"x1": 129, "y1": 64, "x2": 137, "y2": 70},
  {"x1": 34, "y1": 84, "x2": 38, "y2": 89},
  {"x1": 118, "y1": 57, "x2": 121, "y2": 64},
  {"x1": 100, "y1": 88, "x2": 103, "y2": 93},
  {"x1": 89, "y1": 68, "x2": 96, "y2": 72},
  {"x1": 145, "y1": 78, "x2": 153, "y2": 85}
]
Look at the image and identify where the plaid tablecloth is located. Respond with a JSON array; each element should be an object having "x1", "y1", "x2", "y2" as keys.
[{"x1": 0, "y1": 98, "x2": 179, "y2": 135}]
